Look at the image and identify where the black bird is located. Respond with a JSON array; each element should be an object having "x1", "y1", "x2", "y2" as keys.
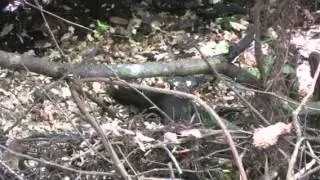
[
  {"x1": 109, "y1": 87, "x2": 194, "y2": 120},
  {"x1": 109, "y1": 86, "x2": 196, "y2": 122},
  {"x1": 108, "y1": 76, "x2": 210, "y2": 122}
]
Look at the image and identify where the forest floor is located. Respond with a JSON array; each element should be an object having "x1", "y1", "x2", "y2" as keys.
[{"x1": 0, "y1": 0, "x2": 319, "y2": 179}]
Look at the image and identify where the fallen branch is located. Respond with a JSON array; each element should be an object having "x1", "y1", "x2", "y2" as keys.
[{"x1": 0, "y1": 50, "x2": 259, "y2": 87}]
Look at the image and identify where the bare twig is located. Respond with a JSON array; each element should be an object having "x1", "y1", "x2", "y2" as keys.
[
  {"x1": 227, "y1": 25, "x2": 255, "y2": 61},
  {"x1": 286, "y1": 137, "x2": 305, "y2": 180},
  {"x1": 224, "y1": 81, "x2": 270, "y2": 125},
  {"x1": 160, "y1": 143, "x2": 182, "y2": 174},
  {"x1": 23, "y1": 0, "x2": 94, "y2": 32},
  {"x1": 299, "y1": 165, "x2": 320, "y2": 179},
  {"x1": 292, "y1": 53, "x2": 320, "y2": 137},
  {"x1": 3, "y1": 65, "x2": 68, "y2": 134},
  {"x1": 168, "y1": 162, "x2": 175, "y2": 179},
  {"x1": 135, "y1": 167, "x2": 219, "y2": 177},
  {"x1": 230, "y1": 83, "x2": 320, "y2": 115},
  {"x1": 264, "y1": 154, "x2": 270, "y2": 180},
  {"x1": 11, "y1": 61, "x2": 110, "y2": 165},
  {"x1": 295, "y1": 141, "x2": 317, "y2": 179},
  {"x1": 103, "y1": 64, "x2": 174, "y2": 121},
  {"x1": 37, "y1": 83, "x2": 113, "y2": 164},
  {"x1": 194, "y1": 45, "x2": 253, "y2": 179},
  {"x1": 34, "y1": 0, "x2": 65, "y2": 56},
  {"x1": 111, "y1": 79, "x2": 174, "y2": 122},
  {"x1": 253, "y1": 0, "x2": 265, "y2": 80},
  {"x1": 116, "y1": 145, "x2": 138, "y2": 176},
  {"x1": 81, "y1": 77, "x2": 247, "y2": 180},
  {"x1": 0, "y1": 160, "x2": 24, "y2": 180},
  {"x1": 0, "y1": 144, "x2": 115, "y2": 176},
  {"x1": 195, "y1": 45, "x2": 269, "y2": 126},
  {"x1": 68, "y1": 79, "x2": 131, "y2": 180},
  {"x1": 72, "y1": 84, "x2": 117, "y2": 118}
]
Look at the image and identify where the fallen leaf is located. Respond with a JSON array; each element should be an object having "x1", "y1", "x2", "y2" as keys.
[
  {"x1": 179, "y1": 129, "x2": 202, "y2": 138},
  {"x1": 253, "y1": 122, "x2": 292, "y2": 149},
  {"x1": 229, "y1": 21, "x2": 247, "y2": 31},
  {"x1": 0, "y1": 24, "x2": 14, "y2": 37},
  {"x1": 164, "y1": 132, "x2": 179, "y2": 144}
]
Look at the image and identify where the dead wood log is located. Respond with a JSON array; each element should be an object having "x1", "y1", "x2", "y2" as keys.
[{"x1": 0, "y1": 50, "x2": 260, "y2": 87}]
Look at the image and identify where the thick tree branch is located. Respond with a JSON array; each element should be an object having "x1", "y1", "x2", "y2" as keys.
[{"x1": 0, "y1": 50, "x2": 260, "y2": 87}]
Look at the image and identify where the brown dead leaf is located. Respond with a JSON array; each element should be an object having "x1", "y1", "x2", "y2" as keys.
[
  {"x1": 253, "y1": 122, "x2": 292, "y2": 149},
  {"x1": 240, "y1": 51, "x2": 257, "y2": 67}
]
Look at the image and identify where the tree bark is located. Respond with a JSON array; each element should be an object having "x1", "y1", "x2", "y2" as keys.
[{"x1": 0, "y1": 50, "x2": 260, "y2": 87}]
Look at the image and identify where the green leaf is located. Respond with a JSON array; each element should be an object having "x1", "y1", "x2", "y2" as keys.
[
  {"x1": 219, "y1": 17, "x2": 234, "y2": 30},
  {"x1": 218, "y1": 16, "x2": 248, "y2": 31},
  {"x1": 202, "y1": 114, "x2": 218, "y2": 128},
  {"x1": 214, "y1": 40, "x2": 230, "y2": 55},
  {"x1": 96, "y1": 20, "x2": 109, "y2": 32},
  {"x1": 246, "y1": 67, "x2": 261, "y2": 79},
  {"x1": 264, "y1": 55, "x2": 276, "y2": 74},
  {"x1": 282, "y1": 64, "x2": 295, "y2": 75}
]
